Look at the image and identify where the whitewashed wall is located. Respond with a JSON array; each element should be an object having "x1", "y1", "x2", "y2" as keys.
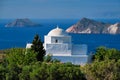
[
  {"x1": 45, "y1": 43, "x2": 72, "y2": 56},
  {"x1": 45, "y1": 36, "x2": 71, "y2": 43},
  {"x1": 72, "y1": 44, "x2": 87, "y2": 55},
  {"x1": 45, "y1": 36, "x2": 51, "y2": 44},
  {"x1": 52, "y1": 56, "x2": 89, "y2": 65}
]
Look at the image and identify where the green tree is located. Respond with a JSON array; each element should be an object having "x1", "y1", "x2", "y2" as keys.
[
  {"x1": 94, "y1": 47, "x2": 120, "y2": 61},
  {"x1": 19, "y1": 65, "x2": 32, "y2": 80},
  {"x1": 81, "y1": 47, "x2": 120, "y2": 80},
  {"x1": 24, "y1": 49, "x2": 37, "y2": 65},
  {"x1": 44, "y1": 55, "x2": 52, "y2": 62},
  {"x1": 30, "y1": 62, "x2": 48, "y2": 80},
  {"x1": 0, "y1": 65, "x2": 6, "y2": 80},
  {"x1": 6, "y1": 64, "x2": 21, "y2": 80},
  {"x1": 31, "y1": 34, "x2": 46, "y2": 61},
  {"x1": 5, "y1": 48, "x2": 25, "y2": 66},
  {"x1": 5, "y1": 48, "x2": 37, "y2": 66},
  {"x1": 81, "y1": 60, "x2": 120, "y2": 80}
]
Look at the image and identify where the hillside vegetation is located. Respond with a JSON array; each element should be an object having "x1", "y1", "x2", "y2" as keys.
[
  {"x1": 0, "y1": 47, "x2": 120, "y2": 80},
  {"x1": 0, "y1": 48, "x2": 85, "y2": 80},
  {"x1": 81, "y1": 47, "x2": 120, "y2": 80}
]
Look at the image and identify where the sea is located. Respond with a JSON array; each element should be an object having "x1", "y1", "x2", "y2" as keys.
[{"x1": 0, "y1": 19, "x2": 120, "y2": 53}]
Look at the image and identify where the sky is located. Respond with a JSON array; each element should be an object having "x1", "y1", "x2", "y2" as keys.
[{"x1": 0, "y1": 0, "x2": 120, "y2": 19}]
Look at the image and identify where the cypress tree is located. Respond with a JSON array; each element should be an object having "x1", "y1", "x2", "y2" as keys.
[{"x1": 31, "y1": 34, "x2": 46, "y2": 61}]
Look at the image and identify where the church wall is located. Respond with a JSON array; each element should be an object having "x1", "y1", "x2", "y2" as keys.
[
  {"x1": 45, "y1": 36, "x2": 51, "y2": 43},
  {"x1": 72, "y1": 44, "x2": 87, "y2": 55},
  {"x1": 51, "y1": 36, "x2": 71, "y2": 44},
  {"x1": 45, "y1": 43, "x2": 71, "y2": 56},
  {"x1": 88, "y1": 54, "x2": 92, "y2": 63},
  {"x1": 26, "y1": 43, "x2": 32, "y2": 48},
  {"x1": 52, "y1": 56, "x2": 88, "y2": 65}
]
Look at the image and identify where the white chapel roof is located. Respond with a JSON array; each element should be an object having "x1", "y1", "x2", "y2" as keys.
[{"x1": 47, "y1": 26, "x2": 68, "y2": 36}]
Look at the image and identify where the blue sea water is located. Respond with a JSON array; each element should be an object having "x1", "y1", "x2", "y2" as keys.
[{"x1": 0, "y1": 19, "x2": 120, "y2": 53}]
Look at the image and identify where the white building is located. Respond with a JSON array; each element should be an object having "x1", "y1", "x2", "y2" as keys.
[
  {"x1": 26, "y1": 26, "x2": 91, "y2": 65},
  {"x1": 44, "y1": 26, "x2": 91, "y2": 65}
]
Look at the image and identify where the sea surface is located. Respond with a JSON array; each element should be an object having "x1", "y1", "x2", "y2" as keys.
[{"x1": 0, "y1": 19, "x2": 120, "y2": 53}]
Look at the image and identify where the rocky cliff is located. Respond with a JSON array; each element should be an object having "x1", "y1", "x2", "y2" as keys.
[
  {"x1": 66, "y1": 18, "x2": 120, "y2": 34},
  {"x1": 5, "y1": 18, "x2": 41, "y2": 27}
]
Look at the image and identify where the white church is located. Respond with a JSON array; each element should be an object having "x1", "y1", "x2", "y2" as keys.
[{"x1": 26, "y1": 26, "x2": 91, "y2": 65}]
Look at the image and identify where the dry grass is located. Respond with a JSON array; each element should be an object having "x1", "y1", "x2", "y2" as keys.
[{"x1": 0, "y1": 50, "x2": 6, "y2": 62}]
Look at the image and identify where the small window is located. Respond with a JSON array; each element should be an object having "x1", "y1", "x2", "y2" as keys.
[{"x1": 55, "y1": 39, "x2": 58, "y2": 43}]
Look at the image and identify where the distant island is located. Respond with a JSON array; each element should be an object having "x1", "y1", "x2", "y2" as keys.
[
  {"x1": 5, "y1": 18, "x2": 41, "y2": 27},
  {"x1": 66, "y1": 18, "x2": 120, "y2": 34}
]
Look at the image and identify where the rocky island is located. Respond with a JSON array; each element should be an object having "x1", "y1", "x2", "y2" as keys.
[
  {"x1": 5, "y1": 18, "x2": 41, "y2": 27},
  {"x1": 66, "y1": 18, "x2": 120, "y2": 34}
]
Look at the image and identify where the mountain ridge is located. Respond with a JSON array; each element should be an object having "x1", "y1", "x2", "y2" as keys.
[
  {"x1": 5, "y1": 18, "x2": 41, "y2": 27},
  {"x1": 66, "y1": 18, "x2": 120, "y2": 34}
]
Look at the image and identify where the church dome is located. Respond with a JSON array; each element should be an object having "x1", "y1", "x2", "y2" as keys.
[{"x1": 48, "y1": 26, "x2": 68, "y2": 36}]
